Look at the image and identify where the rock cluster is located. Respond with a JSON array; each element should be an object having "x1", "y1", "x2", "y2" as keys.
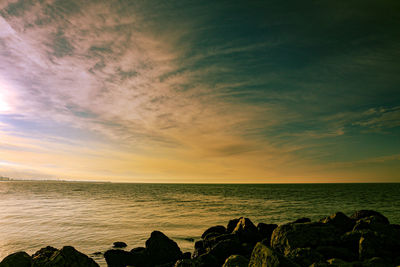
[{"x1": 1, "y1": 210, "x2": 399, "y2": 266}]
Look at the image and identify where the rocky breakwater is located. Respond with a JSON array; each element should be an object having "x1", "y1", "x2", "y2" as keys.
[{"x1": 1, "y1": 210, "x2": 400, "y2": 267}]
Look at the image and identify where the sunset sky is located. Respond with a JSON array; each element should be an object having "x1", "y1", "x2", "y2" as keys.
[{"x1": 0, "y1": 0, "x2": 399, "y2": 183}]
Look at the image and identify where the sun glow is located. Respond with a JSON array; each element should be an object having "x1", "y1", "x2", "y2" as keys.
[{"x1": 0, "y1": 76, "x2": 14, "y2": 113}]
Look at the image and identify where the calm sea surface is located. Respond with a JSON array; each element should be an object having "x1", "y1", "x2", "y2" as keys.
[{"x1": 1, "y1": 181, "x2": 399, "y2": 266}]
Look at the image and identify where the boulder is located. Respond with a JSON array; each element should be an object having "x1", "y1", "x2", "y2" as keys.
[
  {"x1": 271, "y1": 222, "x2": 341, "y2": 255},
  {"x1": 227, "y1": 218, "x2": 240, "y2": 233},
  {"x1": 174, "y1": 259, "x2": 196, "y2": 267},
  {"x1": 358, "y1": 231, "x2": 388, "y2": 260},
  {"x1": 257, "y1": 223, "x2": 277, "y2": 244},
  {"x1": 192, "y1": 240, "x2": 206, "y2": 258},
  {"x1": 195, "y1": 252, "x2": 219, "y2": 267},
  {"x1": 248, "y1": 242, "x2": 299, "y2": 267},
  {"x1": 222, "y1": 254, "x2": 249, "y2": 267},
  {"x1": 208, "y1": 238, "x2": 242, "y2": 264},
  {"x1": 361, "y1": 257, "x2": 390, "y2": 267},
  {"x1": 113, "y1": 242, "x2": 127, "y2": 248},
  {"x1": 203, "y1": 233, "x2": 237, "y2": 249},
  {"x1": 201, "y1": 225, "x2": 226, "y2": 239},
  {"x1": 232, "y1": 217, "x2": 259, "y2": 243},
  {"x1": 32, "y1": 246, "x2": 98, "y2": 267},
  {"x1": 292, "y1": 217, "x2": 311, "y2": 223},
  {"x1": 0, "y1": 251, "x2": 32, "y2": 267},
  {"x1": 182, "y1": 252, "x2": 191, "y2": 259},
  {"x1": 316, "y1": 246, "x2": 357, "y2": 262},
  {"x1": 350, "y1": 210, "x2": 389, "y2": 224},
  {"x1": 287, "y1": 247, "x2": 323, "y2": 266},
  {"x1": 319, "y1": 212, "x2": 355, "y2": 233},
  {"x1": 145, "y1": 231, "x2": 182, "y2": 265}
]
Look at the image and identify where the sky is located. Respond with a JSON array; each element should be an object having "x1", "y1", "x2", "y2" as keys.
[{"x1": 0, "y1": 0, "x2": 399, "y2": 183}]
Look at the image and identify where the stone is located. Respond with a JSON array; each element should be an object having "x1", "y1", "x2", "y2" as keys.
[
  {"x1": 232, "y1": 217, "x2": 259, "y2": 243},
  {"x1": 174, "y1": 259, "x2": 196, "y2": 267},
  {"x1": 350, "y1": 210, "x2": 389, "y2": 224},
  {"x1": 257, "y1": 223, "x2": 278, "y2": 244},
  {"x1": 227, "y1": 218, "x2": 240, "y2": 233},
  {"x1": 208, "y1": 238, "x2": 242, "y2": 264},
  {"x1": 195, "y1": 253, "x2": 219, "y2": 267},
  {"x1": 361, "y1": 257, "x2": 390, "y2": 267},
  {"x1": 145, "y1": 231, "x2": 182, "y2": 265},
  {"x1": 271, "y1": 222, "x2": 340, "y2": 255},
  {"x1": 287, "y1": 247, "x2": 323, "y2": 266},
  {"x1": 104, "y1": 250, "x2": 141, "y2": 267},
  {"x1": 182, "y1": 252, "x2": 191, "y2": 259},
  {"x1": 316, "y1": 246, "x2": 357, "y2": 262},
  {"x1": 201, "y1": 225, "x2": 226, "y2": 239},
  {"x1": 319, "y1": 212, "x2": 355, "y2": 233},
  {"x1": 222, "y1": 254, "x2": 249, "y2": 267},
  {"x1": 292, "y1": 217, "x2": 311, "y2": 223},
  {"x1": 32, "y1": 246, "x2": 99, "y2": 267},
  {"x1": 0, "y1": 251, "x2": 32, "y2": 267},
  {"x1": 248, "y1": 242, "x2": 299, "y2": 267},
  {"x1": 113, "y1": 242, "x2": 127, "y2": 248}
]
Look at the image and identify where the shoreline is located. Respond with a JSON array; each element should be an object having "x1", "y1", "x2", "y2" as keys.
[{"x1": 1, "y1": 210, "x2": 400, "y2": 267}]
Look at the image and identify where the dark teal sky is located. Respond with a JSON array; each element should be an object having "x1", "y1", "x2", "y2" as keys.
[{"x1": 0, "y1": 0, "x2": 399, "y2": 182}]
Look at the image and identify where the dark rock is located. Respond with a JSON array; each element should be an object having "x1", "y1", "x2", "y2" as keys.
[
  {"x1": 174, "y1": 259, "x2": 196, "y2": 267},
  {"x1": 192, "y1": 240, "x2": 206, "y2": 258},
  {"x1": 32, "y1": 246, "x2": 99, "y2": 267},
  {"x1": 203, "y1": 232, "x2": 222, "y2": 241},
  {"x1": 131, "y1": 247, "x2": 146, "y2": 253},
  {"x1": 203, "y1": 233, "x2": 237, "y2": 249},
  {"x1": 240, "y1": 242, "x2": 255, "y2": 258},
  {"x1": 287, "y1": 247, "x2": 323, "y2": 266},
  {"x1": 182, "y1": 252, "x2": 191, "y2": 259},
  {"x1": 292, "y1": 217, "x2": 311, "y2": 223},
  {"x1": 0, "y1": 251, "x2": 32, "y2": 267},
  {"x1": 208, "y1": 238, "x2": 242, "y2": 264},
  {"x1": 113, "y1": 242, "x2": 127, "y2": 248},
  {"x1": 232, "y1": 217, "x2": 259, "y2": 243},
  {"x1": 195, "y1": 253, "x2": 219, "y2": 267},
  {"x1": 184, "y1": 238, "x2": 195, "y2": 242},
  {"x1": 104, "y1": 250, "x2": 137, "y2": 267},
  {"x1": 248, "y1": 242, "x2": 299, "y2": 267},
  {"x1": 340, "y1": 231, "x2": 363, "y2": 255},
  {"x1": 222, "y1": 254, "x2": 249, "y2": 267},
  {"x1": 271, "y1": 222, "x2": 341, "y2": 255},
  {"x1": 361, "y1": 257, "x2": 390, "y2": 267},
  {"x1": 325, "y1": 258, "x2": 357, "y2": 266},
  {"x1": 350, "y1": 210, "x2": 389, "y2": 224},
  {"x1": 358, "y1": 231, "x2": 388, "y2": 260},
  {"x1": 146, "y1": 231, "x2": 182, "y2": 265},
  {"x1": 257, "y1": 223, "x2": 278, "y2": 244},
  {"x1": 316, "y1": 246, "x2": 357, "y2": 262},
  {"x1": 92, "y1": 252, "x2": 102, "y2": 256},
  {"x1": 227, "y1": 218, "x2": 240, "y2": 233},
  {"x1": 320, "y1": 212, "x2": 355, "y2": 233},
  {"x1": 201, "y1": 225, "x2": 226, "y2": 239}
]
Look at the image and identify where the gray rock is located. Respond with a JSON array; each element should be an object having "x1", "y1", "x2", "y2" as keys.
[{"x1": 0, "y1": 251, "x2": 31, "y2": 267}]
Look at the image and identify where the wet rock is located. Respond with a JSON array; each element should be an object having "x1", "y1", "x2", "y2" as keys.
[
  {"x1": 325, "y1": 258, "x2": 357, "y2": 266},
  {"x1": 361, "y1": 257, "x2": 390, "y2": 267},
  {"x1": 358, "y1": 231, "x2": 388, "y2": 260},
  {"x1": 131, "y1": 247, "x2": 146, "y2": 253},
  {"x1": 248, "y1": 242, "x2": 299, "y2": 267},
  {"x1": 208, "y1": 238, "x2": 242, "y2": 264},
  {"x1": 0, "y1": 251, "x2": 32, "y2": 267},
  {"x1": 201, "y1": 225, "x2": 226, "y2": 239},
  {"x1": 271, "y1": 222, "x2": 340, "y2": 255},
  {"x1": 192, "y1": 240, "x2": 206, "y2": 258},
  {"x1": 320, "y1": 212, "x2": 355, "y2": 233},
  {"x1": 182, "y1": 252, "x2": 191, "y2": 259},
  {"x1": 184, "y1": 238, "x2": 195, "y2": 242},
  {"x1": 113, "y1": 241, "x2": 127, "y2": 248},
  {"x1": 32, "y1": 246, "x2": 99, "y2": 267},
  {"x1": 257, "y1": 223, "x2": 277, "y2": 244},
  {"x1": 104, "y1": 250, "x2": 137, "y2": 267},
  {"x1": 316, "y1": 245, "x2": 357, "y2": 262},
  {"x1": 222, "y1": 254, "x2": 249, "y2": 267},
  {"x1": 146, "y1": 231, "x2": 182, "y2": 266},
  {"x1": 203, "y1": 233, "x2": 237, "y2": 249},
  {"x1": 350, "y1": 210, "x2": 389, "y2": 224},
  {"x1": 227, "y1": 218, "x2": 240, "y2": 233},
  {"x1": 292, "y1": 217, "x2": 311, "y2": 223},
  {"x1": 174, "y1": 259, "x2": 196, "y2": 267},
  {"x1": 232, "y1": 217, "x2": 259, "y2": 243},
  {"x1": 195, "y1": 252, "x2": 219, "y2": 267},
  {"x1": 287, "y1": 247, "x2": 323, "y2": 266}
]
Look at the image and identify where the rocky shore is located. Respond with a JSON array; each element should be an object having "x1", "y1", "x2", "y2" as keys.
[{"x1": 1, "y1": 210, "x2": 400, "y2": 267}]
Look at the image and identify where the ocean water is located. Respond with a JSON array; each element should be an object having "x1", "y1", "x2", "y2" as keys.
[{"x1": 0, "y1": 182, "x2": 399, "y2": 266}]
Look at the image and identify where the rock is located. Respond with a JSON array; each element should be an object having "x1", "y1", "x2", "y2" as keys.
[
  {"x1": 316, "y1": 246, "x2": 357, "y2": 262},
  {"x1": 340, "y1": 231, "x2": 363, "y2": 255},
  {"x1": 192, "y1": 240, "x2": 206, "y2": 258},
  {"x1": 201, "y1": 225, "x2": 226, "y2": 239},
  {"x1": 232, "y1": 217, "x2": 259, "y2": 243},
  {"x1": 174, "y1": 259, "x2": 196, "y2": 267},
  {"x1": 113, "y1": 242, "x2": 127, "y2": 248},
  {"x1": 145, "y1": 231, "x2": 182, "y2": 265},
  {"x1": 358, "y1": 231, "x2": 388, "y2": 260},
  {"x1": 350, "y1": 210, "x2": 389, "y2": 224},
  {"x1": 32, "y1": 246, "x2": 99, "y2": 267},
  {"x1": 184, "y1": 238, "x2": 195, "y2": 242},
  {"x1": 195, "y1": 252, "x2": 219, "y2": 267},
  {"x1": 361, "y1": 257, "x2": 390, "y2": 267},
  {"x1": 257, "y1": 223, "x2": 278, "y2": 244},
  {"x1": 131, "y1": 247, "x2": 146, "y2": 253},
  {"x1": 222, "y1": 254, "x2": 249, "y2": 267},
  {"x1": 292, "y1": 217, "x2": 311, "y2": 223},
  {"x1": 182, "y1": 252, "x2": 191, "y2": 259},
  {"x1": 325, "y1": 258, "x2": 357, "y2": 266},
  {"x1": 248, "y1": 242, "x2": 299, "y2": 267},
  {"x1": 271, "y1": 222, "x2": 341, "y2": 255},
  {"x1": 287, "y1": 247, "x2": 323, "y2": 266},
  {"x1": 320, "y1": 212, "x2": 355, "y2": 233},
  {"x1": 104, "y1": 250, "x2": 138, "y2": 267},
  {"x1": 0, "y1": 251, "x2": 32, "y2": 267},
  {"x1": 203, "y1": 233, "x2": 237, "y2": 249},
  {"x1": 208, "y1": 238, "x2": 242, "y2": 264},
  {"x1": 227, "y1": 218, "x2": 240, "y2": 233}
]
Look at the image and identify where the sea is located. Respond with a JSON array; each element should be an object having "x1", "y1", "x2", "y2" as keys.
[{"x1": 1, "y1": 181, "x2": 399, "y2": 266}]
